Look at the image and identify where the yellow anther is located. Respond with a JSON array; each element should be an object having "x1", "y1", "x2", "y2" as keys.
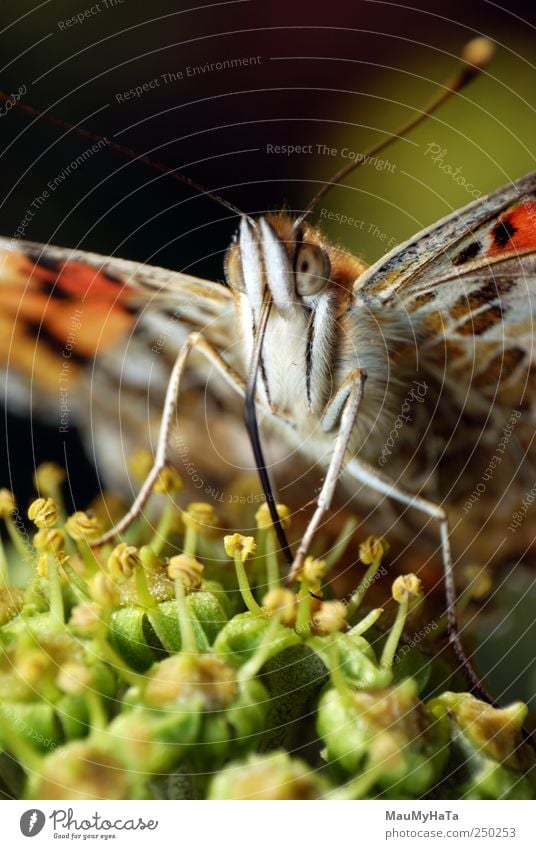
[
  {"x1": 262, "y1": 587, "x2": 297, "y2": 626},
  {"x1": 392, "y1": 573, "x2": 423, "y2": 603},
  {"x1": 182, "y1": 502, "x2": 218, "y2": 534},
  {"x1": 128, "y1": 449, "x2": 153, "y2": 480},
  {"x1": 154, "y1": 465, "x2": 183, "y2": 494},
  {"x1": 33, "y1": 462, "x2": 65, "y2": 496},
  {"x1": 167, "y1": 553, "x2": 204, "y2": 589},
  {"x1": 224, "y1": 533, "x2": 256, "y2": 562},
  {"x1": 297, "y1": 556, "x2": 326, "y2": 593},
  {"x1": 359, "y1": 536, "x2": 390, "y2": 566},
  {"x1": 107, "y1": 542, "x2": 141, "y2": 580},
  {"x1": 33, "y1": 527, "x2": 65, "y2": 556},
  {"x1": 255, "y1": 502, "x2": 291, "y2": 530},
  {"x1": 312, "y1": 600, "x2": 347, "y2": 634},
  {"x1": 0, "y1": 488, "x2": 16, "y2": 518},
  {"x1": 65, "y1": 511, "x2": 103, "y2": 542},
  {"x1": 90, "y1": 572, "x2": 121, "y2": 608},
  {"x1": 28, "y1": 497, "x2": 58, "y2": 529}
]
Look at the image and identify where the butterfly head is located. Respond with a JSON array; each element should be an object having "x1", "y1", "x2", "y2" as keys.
[
  {"x1": 224, "y1": 212, "x2": 363, "y2": 322},
  {"x1": 224, "y1": 213, "x2": 367, "y2": 420}
]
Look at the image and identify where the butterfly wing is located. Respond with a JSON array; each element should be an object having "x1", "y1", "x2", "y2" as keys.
[
  {"x1": 356, "y1": 171, "x2": 536, "y2": 420},
  {"x1": 349, "y1": 172, "x2": 536, "y2": 564},
  {"x1": 0, "y1": 239, "x2": 238, "y2": 490}
]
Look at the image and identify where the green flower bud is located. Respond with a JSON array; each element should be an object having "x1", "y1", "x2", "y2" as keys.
[
  {"x1": 108, "y1": 606, "x2": 162, "y2": 672},
  {"x1": 144, "y1": 655, "x2": 238, "y2": 710},
  {"x1": 27, "y1": 741, "x2": 131, "y2": 800},
  {"x1": 214, "y1": 611, "x2": 301, "y2": 668},
  {"x1": 428, "y1": 693, "x2": 536, "y2": 799},
  {"x1": 261, "y1": 645, "x2": 329, "y2": 749},
  {"x1": 104, "y1": 702, "x2": 203, "y2": 774},
  {"x1": 317, "y1": 678, "x2": 449, "y2": 796},
  {"x1": 208, "y1": 751, "x2": 329, "y2": 799},
  {"x1": 56, "y1": 662, "x2": 93, "y2": 695},
  {"x1": 0, "y1": 700, "x2": 61, "y2": 753},
  {"x1": 308, "y1": 632, "x2": 391, "y2": 689}
]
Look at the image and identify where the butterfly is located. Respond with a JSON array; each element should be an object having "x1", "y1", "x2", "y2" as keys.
[{"x1": 1, "y1": 37, "x2": 533, "y2": 697}]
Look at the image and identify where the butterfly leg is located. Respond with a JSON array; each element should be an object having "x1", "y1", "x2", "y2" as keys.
[
  {"x1": 344, "y1": 456, "x2": 494, "y2": 703},
  {"x1": 287, "y1": 368, "x2": 367, "y2": 582},
  {"x1": 91, "y1": 332, "x2": 252, "y2": 546}
]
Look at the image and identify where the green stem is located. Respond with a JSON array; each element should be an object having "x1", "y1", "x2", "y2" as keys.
[
  {"x1": 76, "y1": 539, "x2": 101, "y2": 575},
  {"x1": 239, "y1": 611, "x2": 279, "y2": 681},
  {"x1": 346, "y1": 560, "x2": 381, "y2": 617},
  {"x1": 0, "y1": 717, "x2": 43, "y2": 773},
  {"x1": 46, "y1": 555, "x2": 64, "y2": 626},
  {"x1": 0, "y1": 535, "x2": 9, "y2": 588},
  {"x1": 135, "y1": 565, "x2": 156, "y2": 609},
  {"x1": 329, "y1": 640, "x2": 353, "y2": 706},
  {"x1": 265, "y1": 529, "x2": 280, "y2": 590},
  {"x1": 50, "y1": 485, "x2": 67, "y2": 525},
  {"x1": 296, "y1": 584, "x2": 312, "y2": 635},
  {"x1": 380, "y1": 596, "x2": 408, "y2": 670},
  {"x1": 174, "y1": 577, "x2": 198, "y2": 655},
  {"x1": 325, "y1": 517, "x2": 359, "y2": 570},
  {"x1": 348, "y1": 607, "x2": 384, "y2": 637},
  {"x1": 150, "y1": 502, "x2": 177, "y2": 556},
  {"x1": 328, "y1": 760, "x2": 385, "y2": 800},
  {"x1": 183, "y1": 524, "x2": 198, "y2": 557},
  {"x1": 138, "y1": 548, "x2": 177, "y2": 651},
  {"x1": 61, "y1": 560, "x2": 91, "y2": 601},
  {"x1": 87, "y1": 691, "x2": 108, "y2": 732},
  {"x1": 233, "y1": 552, "x2": 263, "y2": 615},
  {"x1": 5, "y1": 516, "x2": 31, "y2": 559}
]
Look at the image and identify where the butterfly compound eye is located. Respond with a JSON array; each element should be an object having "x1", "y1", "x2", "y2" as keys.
[
  {"x1": 294, "y1": 242, "x2": 331, "y2": 296},
  {"x1": 224, "y1": 242, "x2": 246, "y2": 292}
]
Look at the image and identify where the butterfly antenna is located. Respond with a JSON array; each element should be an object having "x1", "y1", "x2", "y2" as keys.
[
  {"x1": 296, "y1": 37, "x2": 495, "y2": 224},
  {"x1": 0, "y1": 92, "x2": 245, "y2": 218}
]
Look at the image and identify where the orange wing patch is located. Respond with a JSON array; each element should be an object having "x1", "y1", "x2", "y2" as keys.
[
  {"x1": 0, "y1": 249, "x2": 136, "y2": 391},
  {"x1": 486, "y1": 200, "x2": 536, "y2": 256}
]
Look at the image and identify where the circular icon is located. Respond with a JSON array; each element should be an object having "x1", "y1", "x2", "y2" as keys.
[{"x1": 20, "y1": 810, "x2": 46, "y2": 837}]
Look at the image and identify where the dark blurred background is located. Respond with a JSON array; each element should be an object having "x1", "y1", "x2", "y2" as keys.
[{"x1": 0, "y1": 0, "x2": 535, "y2": 506}]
